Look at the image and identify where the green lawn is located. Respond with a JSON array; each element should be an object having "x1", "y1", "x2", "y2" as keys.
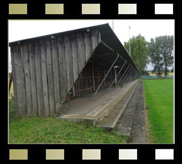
[
  {"x1": 143, "y1": 79, "x2": 174, "y2": 143},
  {"x1": 9, "y1": 117, "x2": 128, "y2": 144},
  {"x1": 9, "y1": 83, "x2": 127, "y2": 144}
]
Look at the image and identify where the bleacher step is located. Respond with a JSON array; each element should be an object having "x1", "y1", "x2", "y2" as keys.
[
  {"x1": 115, "y1": 81, "x2": 142, "y2": 137},
  {"x1": 97, "y1": 81, "x2": 140, "y2": 130}
]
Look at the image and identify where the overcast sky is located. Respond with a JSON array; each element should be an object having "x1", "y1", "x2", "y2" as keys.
[{"x1": 8, "y1": 19, "x2": 174, "y2": 70}]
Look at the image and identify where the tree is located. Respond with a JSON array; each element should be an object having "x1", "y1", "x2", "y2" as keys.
[
  {"x1": 159, "y1": 36, "x2": 173, "y2": 77},
  {"x1": 148, "y1": 37, "x2": 164, "y2": 77},
  {"x1": 124, "y1": 35, "x2": 149, "y2": 75},
  {"x1": 148, "y1": 36, "x2": 173, "y2": 78}
]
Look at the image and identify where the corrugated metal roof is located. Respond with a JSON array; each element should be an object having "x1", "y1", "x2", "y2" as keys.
[{"x1": 9, "y1": 23, "x2": 139, "y2": 72}]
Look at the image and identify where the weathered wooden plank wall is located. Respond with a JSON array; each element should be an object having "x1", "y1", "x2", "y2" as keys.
[
  {"x1": 13, "y1": 45, "x2": 27, "y2": 117},
  {"x1": 71, "y1": 34, "x2": 79, "y2": 83},
  {"x1": 20, "y1": 44, "x2": 32, "y2": 116},
  {"x1": 40, "y1": 39, "x2": 49, "y2": 116},
  {"x1": 57, "y1": 36, "x2": 67, "y2": 107},
  {"x1": 10, "y1": 29, "x2": 101, "y2": 117},
  {"x1": 51, "y1": 38, "x2": 61, "y2": 113},
  {"x1": 34, "y1": 41, "x2": 44, "y2": 116},
  {"x1": 28, "y1": 42, "x2": 38, "y2": 116},
  {"x1": 45, "y1": 38, "x2": 55, "y2": 116},
  {"x1": 10, "y1": 46, "x2": 18, "y2": 116}
]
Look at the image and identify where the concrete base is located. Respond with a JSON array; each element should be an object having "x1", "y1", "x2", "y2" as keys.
[
  {"x1": 57, "y1": 79, "x2": 146, "y2": 143},
  {"x1": 57, "y1": 80, "x2": 138, "y2": 125}
]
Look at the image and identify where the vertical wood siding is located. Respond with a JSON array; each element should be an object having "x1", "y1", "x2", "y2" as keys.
[
  {"x1": 10, "y1": 46, "x2": 19, "y2": 116},
  {"x1": 45, "y1": 38, "x2": 55, "y2": 116},
  {"x1": 28, "y1": 42, "x2": 38, "y2": 116},
  {"x1": 10, "y1": 29, "x2": 101, "y2": 117},
  {"x1": 13, "y1": 44, "x2": 27, "y2": 117}
]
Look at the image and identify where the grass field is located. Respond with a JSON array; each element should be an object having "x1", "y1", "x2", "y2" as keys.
[
  {"x1": 143, "y1": 79, "x2": 174, "y2": 143},
  {"x1": 9, "y1": 83, "x2": 127, "y2": 144},
  {"x1": 9, "y1": 78, "x2": 174, "y2": 144}
]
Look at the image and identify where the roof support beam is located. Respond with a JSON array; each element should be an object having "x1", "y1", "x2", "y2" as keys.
[
  {"x1": 122, "y1": 66, "x2": 133, "y2": 84},
  {"x1": 101, "y1": 40, "x2": 115, "y2": 53},
  {"x1": 88, "y1": 60, "x2": 106, "y2": 68},
  {"x1": 91, "y1": 52, "x2": 123, "y2": 67},
  {"x1": 99, "y1": 52, "x2": 116, "y2": 57},
  {"x1": 108, "y1": 60, "x2": 127, "y2": 89},
  {"x1": 125, "y1": 68, "x2": 134, "y2": 83},
  {"x1": 101, "y1": 40, "x2": 131, "y2": 69},
  {"x1": 93, "y1": 53, "x2": 119, "y2": 96},
  {"x1": 117, "y1": 64, "x2": 130, "y2": 86},
  {"x1": 92, "y1": 53, "x2": 114, "y2": 64}
]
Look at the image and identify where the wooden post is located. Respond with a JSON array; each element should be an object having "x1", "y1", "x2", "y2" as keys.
[
  {"x1": 92, "y1": 65, "x2": 95, "y2": 90},
  {"x1": 9, "y1": 73, "x2": 12, "y2": 92},
  {"x1": 110, "y1": 68, "x2": 112, "y2": 84},
  {"x1": 72, "y1": 86, "x2": 75, "y2": 97},
  {"x1": 104, "y1": 68, "x2": 106, "y2": 87}
]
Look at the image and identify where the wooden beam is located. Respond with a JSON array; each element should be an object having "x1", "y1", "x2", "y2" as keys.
[{"x1": 92, "y1": 64, "x2": 95, "y2": 90}]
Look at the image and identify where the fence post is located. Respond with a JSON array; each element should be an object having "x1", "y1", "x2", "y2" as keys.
[{"x1": 92, "y1": 64, "x2": 95, "y2": 91}]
